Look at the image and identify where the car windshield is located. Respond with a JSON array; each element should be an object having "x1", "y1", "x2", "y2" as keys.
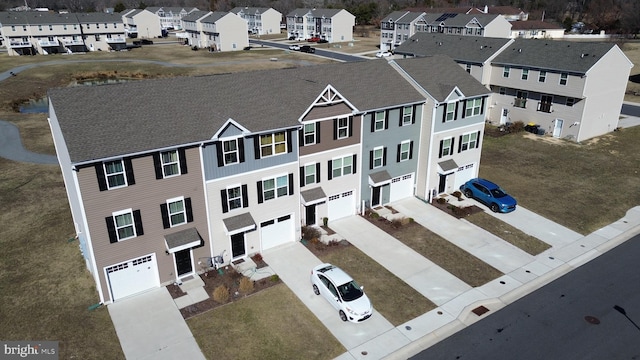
[
  {"x1": 490, "y1": 188, "x2": 507, "y2": 198},
  {"x1": 337, "y1": 280, "x2": 363, "y2": 302}
]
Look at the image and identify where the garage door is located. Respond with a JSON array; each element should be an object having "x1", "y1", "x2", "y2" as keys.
[
  {"x1": 389, "y1": 173, "x2": 414, "y2": 203},
  {"x1": 328, "y1": 190, "x2": 355, "y2": 221},
  {"x1": 261, "y1": 214, "x2": 294, "y2": 251},
  {"x1": 106, "y1": 254, "x2": 159, "y2": 301},
  {"x1": 454, "y1": 163, "x2": 476, "y2": 190}
]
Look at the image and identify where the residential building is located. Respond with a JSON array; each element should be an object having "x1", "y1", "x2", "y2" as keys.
[
  {"x1": 229, "y1": 7, "x2": 282, "y2": 35},
  {"x1": 413, "y1": 5, "x2": 528, "y2": 21},
  {"x1": 394, "y1": 33, "x2": 634, "y2": 141},
  {"x1": 181, "y1": 10, "x2": 248, "y2": 51},
  {"x1": 0, "y1": 11, "x2": 126, "y2": 55},
  {"x1": 121, "y1": 9, "x2": 162, "y2": 39},
  {"x1": 510, "y1": 20, "x2": 564, "y2": 39},
  {"x1": 286, "y1": 8, "x2": 355, "y2": 42},
  {"x1": 146, "y1": 6, "x2": 199, "y2": 30},
  {"x1": 48, "y1": 56, "x2": 488, "y2": 304}
]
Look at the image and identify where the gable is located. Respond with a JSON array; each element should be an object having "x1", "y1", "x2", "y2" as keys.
[
  {"x1": 212, "y1": 119, "x2": 249, "y2": 140},
  {"x1": 301, "y1": 85, "x2": 357, "y2": 122}
]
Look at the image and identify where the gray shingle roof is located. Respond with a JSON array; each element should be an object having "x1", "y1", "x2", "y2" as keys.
[
  {"x1": 181, "y1": 10, "x2": 210, "y2": 22},
  {"x1": 393, "y1": 33, "x2": 511, "y2": 64},
  {"x1": 230, "y1": 7, "x2": 273, "y2": 14},
  {"x1": 0, "y1": 11, "x2": 115, "y2": 26},
  {"x1": 286, "y1": 8, "x2": 346, "y2": 18},
  {"x1": 492, "y1": 38, "x2": 616, "y2": 74}
]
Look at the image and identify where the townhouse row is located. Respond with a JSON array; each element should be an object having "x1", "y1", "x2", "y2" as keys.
[{"x1": 48, "y1": 55, "x2": 490, "y2": 304}]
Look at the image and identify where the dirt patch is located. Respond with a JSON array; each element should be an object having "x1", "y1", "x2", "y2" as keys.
[{"x1": 431, "y1": 198, "x2": 484, "y2": 218}]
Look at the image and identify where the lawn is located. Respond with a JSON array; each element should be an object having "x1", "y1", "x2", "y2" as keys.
[{"x1": 465, "y1": 212, "x2": 551, "y2": 255}]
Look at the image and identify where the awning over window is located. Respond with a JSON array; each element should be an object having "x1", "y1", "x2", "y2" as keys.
[
  {"x1": 369, "y1": 170, "x2": 392, "y2": 186},
  {"x1": 301, "y1": 187, "x2": 327, "y2": 205},
  {"x1": 222, "y1": 212, "x2": 256, "y2": 235},
  {"x1": 438, "y1": 159, "x2": 458, "y2": 173},
  {"x1": 164, "y1": 227, "x2": 202, "y2": 254}
]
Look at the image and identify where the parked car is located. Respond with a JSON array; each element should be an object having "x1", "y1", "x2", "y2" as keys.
[
  {"x1": 375, "y1": 51, "x2": 392, "y2": 58},
  {"x1": 459, "y1": 178, "x2": 517, "y2": 213},
  {"x1": 243, "y1": 46, "x2": 253, "y2": 51},
  {"x1": 288, "y1": 44, "x2": 300, "y2": 51},
  {"x1": 140, "y1": 39, "x2": 153, "y2": 45},
  {"x1": 318, "y1": 39, "x2": 329, "y2": 44},
  {"x1": 311, "y1": 263, "x2": 373, "y2": 323},
  {"x1": 300, "y1": 45, "x2": 315, "y2": 53},
  {"x1": 288, "y1": 36, "x2": 296, "y2": 40},
  {"x1": 308, "y1": 37, "x2": 320, "y2": 42}
]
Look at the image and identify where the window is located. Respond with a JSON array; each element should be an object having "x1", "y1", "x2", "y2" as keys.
[
  {"x1": 226, "y1": 186, "x2": 242, "y2": 211},
  {"x1": 336, "y1": 117, "x2": 350, "y2": 139},
  {"x1": 331, "y1": 155, "x2": 353, "y2": 178},
  {"x1": 445, "y1": 102, "x2": 456, "y2": 122},
  {"x1": 439, "y1": 137, "x2": 454, "y2": 158},
  {"x1": 503, "y1": 66, "x2": 510, "y2": 78},
  {"x1": 465, "y1": 64, "x2": 472, "y2": 74},
  {"x1": 372, "y1": 147, "x2": 384, "y2": 169},
  {"x1": 304, "y1": 164, "x2": 317, "y2": 185},
  {"x1": 499, "y1": 87, "x2": 506, "y2": 95},
  {"x1": 398, "y1": 141, "x2": 411, "y2": 162},
  {"x1": 402, "y1": 106, "x2": 413, "y2": 126},
  {"x1": 166, "y1": 197, "x2": 187, "y2": 227},
  {"x1": 460, "y1": 132, "x2": 479, "y2": 152},
  {"x1": 566, "y1": 97, "x2": 575, "y2": 107},
  {"x1": 223, "y1": 139, "x2": 239, "y2": 165},
  {"x1": 303, "y1": 123, "x2": 316, "y2": 145},
  {"x1": 521, "y1": 69, "x2": 529, "y2": 80},
  {"x1": 560, "y1": 73, "x2": 568, "y2": 86},
  {"x1": 465, "y1": 98, "x2": 483, "y2": 117},
  {"x1": 515, "y1": 91, "x2": 527, "y2": 108},
  {"x1": 161, "y1": 150, "x2": 180, "y2": 177},
  {"x1": 104, "y1": 160, "x2": 126, "y2": 189},
  {"x1": 374, "y1": 111, "x2": 386, "y2": 131},
  {"x1": 260, "y1": 132, "x2": 286, "y2": 157},
  {"x1": 538, "y1": 95, "x2": 553, "y2": 113},
  {"x1": 114, "y1": 210, "x2": 135, "y2": 240},
  {"x1": 538, "y1": 71, "x2": 546, "y2": 82},
  {"x1": 262, "y1": 175, "x2": 289, "y2": 201}
]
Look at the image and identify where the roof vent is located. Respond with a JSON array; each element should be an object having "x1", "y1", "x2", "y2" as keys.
[
  {"x1": 439, "y1": 42, "x2": 442, "y2": 46},
  {"x1": 518, "y1": 48, "x2": 522, "y2": 52}
]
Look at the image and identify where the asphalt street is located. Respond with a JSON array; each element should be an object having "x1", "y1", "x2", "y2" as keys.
[{"x1": 410, "y1": 233, "x2": 640, "y2": 360}]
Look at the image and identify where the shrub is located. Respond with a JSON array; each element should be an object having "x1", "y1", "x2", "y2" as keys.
[
  {"x1": 452, "y1": 191, "x2": 462, "y2": 200},
  {"x1": 252, "y1": 253, "x2": 263, "y2": 263},
  {"x1": 391, "y1": 218, "x2": 403, "y2": 228},
  {"x1": 270, "y1": 274, "x2": 280, "y2": 282},
  {"x1": 436, "y1": 197, "x2": 447, "y2": 204},
  {"x1": 509, "y1": 121, "x2": 525, "y2": 133},
  {"x1": 212, "y1": 285, "x2": 229, "y2": 303},
  {"x1": 302, "y1": 225, "x2": 321, "y2": 241},
  {"x1": 238, "y1": 277, "x2": 254, "y2": 293}
]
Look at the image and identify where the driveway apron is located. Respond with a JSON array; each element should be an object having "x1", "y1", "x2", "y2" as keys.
[{"x1": 108, "y1": 287, "x2": 205, "y2": 360}]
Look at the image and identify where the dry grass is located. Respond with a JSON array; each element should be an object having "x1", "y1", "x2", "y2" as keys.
[
  {"x1": 621, "y1": 41, "x2": 640, "y2": 102},
  {"x1": 465, "y1": 212, "x2": 551, "y2": 255},
  {"x1": 187, "y1": 284, "x2": 344, "y2": 360},
  {"x1": 311, "y1": 243, "x2": 436, "y2": 326}
]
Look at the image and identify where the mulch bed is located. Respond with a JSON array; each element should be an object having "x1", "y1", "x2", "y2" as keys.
[
  {"x1": 166, "y1": 254, "x2": 281, "y2": 320},
  {"x1": 302, "y1": 237, "x2": 351, "y2": 257},
  {"x1": 430, "y1": 198, "x2": 484, "y2": 218}
]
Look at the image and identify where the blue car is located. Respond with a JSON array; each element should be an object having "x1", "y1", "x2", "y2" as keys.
[{"x1": 460, "y1": 178, "x2": 517, "y2": 213}]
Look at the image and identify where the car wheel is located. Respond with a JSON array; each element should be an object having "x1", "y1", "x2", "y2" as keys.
[
  {"x1": 313, "y1": 284, "x2": 320, "y2": 295},
  {"x1": 339, "y1": 310, "x2": 348, "y2": 322},
  {"x1": 464, "y1": 189, "x2": 473, "y2": 198},
  {"x1": 490, "y1": 203, "x2": 499, "y2": 213}
]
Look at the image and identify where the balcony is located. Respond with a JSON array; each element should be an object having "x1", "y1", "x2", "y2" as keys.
[
  {"x1": 537, "y1": 102, "x2": 553, "y2": 113},
  {"x1": 38, "y1": 39, "x2": 59, "y2": 47},
  {"x1": 106, "y1": 36, "x2": 126, "y2": 43},
  {"x1": 61, "y1": 39, "x2": 84, "y2": 46},
  {"x1": 514, "y1": 98, "x2": 527, "y2": 108},
  {"x1": 9, "y1": 40, "x2": 32, "y2": 48}
]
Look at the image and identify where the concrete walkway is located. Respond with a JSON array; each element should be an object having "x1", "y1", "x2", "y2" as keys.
[{"x1": 0, "y1": 120, "x2": 58, "y2": 164}]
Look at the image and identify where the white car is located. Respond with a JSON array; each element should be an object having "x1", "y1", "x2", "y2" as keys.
[
  {"x1": 289, "y1": 44, "x2": 301, "y2": 51},
  {"x1": 375, "y1": 51, "x2": 392, "y2": 58},
  {"x1": 310, "y1": 263, "x2": 373, "y2": 322}
]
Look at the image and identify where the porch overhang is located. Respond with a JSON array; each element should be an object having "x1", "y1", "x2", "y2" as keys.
[
  {"x1": 369, "y1": 170, "x2": 392, "y2": 186},
  {"x1": 301, "y1": 187, "x2": 327, "y2": 206},
  {"x1": 223, "y1": 212, "x2": 256, "y2": 235},
  {"x1": 164, "y1": 227, "x2": 202, "y2": 254},
  {"x1": 438, "y1": 159, "x2": 458, "y2": 174}
]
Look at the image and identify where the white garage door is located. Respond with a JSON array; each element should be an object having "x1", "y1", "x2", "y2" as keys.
[
  {"x1": 454, "y1": 163, "x2": 476, "y2": 190},
  {"x1": 106, "y1": 254, "x2": 159, "y2": 301},
  {"x1": 328, "y1": 190, "x2": 355, "y2": 221},
  {"x1": 261, "y1": 214, "x2": 294, "y2": 251},
  {"x1": 389, "y1": 173, "x2": 414, "y2": 203}
]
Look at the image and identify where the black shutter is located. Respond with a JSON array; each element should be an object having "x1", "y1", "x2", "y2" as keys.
[
  {"x1": 316, "y1": 122, "x2": 321, "y2": 143},
  {"x1": 153, "y1": 153, "x2": 163, "y2": 179},
  {"x1": 316, "y1": 163, "x2": 321, "y2": 181},
  {"x1": 398, "y1": 112, "x2": 403, "y2": 127},
  {"x1": 124, "y1": 158, "x2": 135, "y2": 185},
  {"x1": 383, "y1": 147, "x2": 387, "y2": 166},
  {"x1": 397, "y1": 144, "x2": 401, "y2": 162},
  {"x1": 409, "y1": 141, "x2": 414, "y2": 159},
  {"x1": 178, "y1": 148, "x2": 188, "y2": 174},
  {"x1": 216, "y1": 142, "x2": 224, "y2": 167},
  {"x1": 253, "y1": 136, "x2": 260, "y2": 160},
  {"x1": 462, "y1": 100, "x2": 467, "y2": 118},
  {"x1": 481, "y1": 97, "x2": 486, "y2": 114},
  {"x1": 238, "y1": 138, "x2": 245, "y2": 163},
  {"x1": 241, "y1": 184, "x2": 248, "y2": 208},
  {"x1": 221, "y1": 189, "x2": 229, "y2": 213},
  {"x1": 412, "y1": 105, "x2": 417, "y2": 124},
  {"x1": 352, "y1": 154, "x2": 357, "y2": 174},
  {"x1": 333, "y1": 119, "x2": 338, "y2": 140},
  {"x1": 328, "y1": 160, "x2": 333, "y2": 180},
  {"x1": 439, "y1": 140, "x2": 444, "y2": 158},
  {"x1": 160, "y1": 203, "x2": 170, "y2": 229},
  {"x1": 370, "y1": 115, "x2": 375, "y2": 132},
  {"x1": 105, "y1": 216, "x2": 117, "y2": 243},
  {"x1": 257, "y1": 181, "x2": 263, "y2": 204},
  {"x1": 384, "y1": 110, "x2": 389, "y2": 129},
  {"x1": 458, "y1": 136, "x2": 463, "y2": 153},
  {"x1": 451, "y1": 138, "x2": 455, "y2": 154},
  {"x1": 454, "y1": 102, "x2": 459, "y2": 120},
  {"x1": 288, "y1": 173, "x2": 294, "y2": 195},
  {"x1": 287, "y1": 129, "x2": 293, "y2": 153},
  {"x1": 185, "y1": 198, "x2": 193, "y2": 223},
  {"x1": 369, "y1": 150, "x2": 374, "y2": 169},
  {"x1": 299, "y1": 127, "x2": 304, "y2": 147},
  {"x1": 299, "y1": 166, "x2": 305, "y2": 187},
  {"x1": 476, "y1": 131, "x2": 481, "y2": 149},
  {"x1": 442, "y1": 105, "x2": 447, "y2": 123},
  {"x1": 133, "y1": 210, "x2": 144, "y2": 236},
  {"x1": 348, "y1": 117, "x2": 353, "y2": 137},
  {"x1": 95, "y1": 163, "x2": 107, "y2": 191}
]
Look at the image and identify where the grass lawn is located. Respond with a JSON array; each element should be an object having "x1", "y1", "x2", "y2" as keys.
[
  {"x1": 465, "y1": 212, "x2": 551, "y2": 255},
  {"x1": 309, "y1": 242, "x2": 436, "y2": 326},
  {"x1": 187, "y1": 284, "x2": 344, "y2": 360}
]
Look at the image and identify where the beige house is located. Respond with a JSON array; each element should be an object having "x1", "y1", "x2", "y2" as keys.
[
  {"x1": 510, "y1": 20, "x2": 565, "y2": 39},
  {"x1": 182, "y1": 11, "x2": 248, "y2": 51},
  {"x1": 229, "y1": 7, "x2": 282, "y2": 35},
  {"x1": 286, "y1": 8, "x2": 355, "y2": 42},
  {"x1": 147, "y1": 6, "x2": 199, "y2": 30},
  {"x1": 121, "y1": 9, "x2": 162, "y2": 39}
]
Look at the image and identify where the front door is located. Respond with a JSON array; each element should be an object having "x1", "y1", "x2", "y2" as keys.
[
  {"x1": 305, "y1": 205, "x2": 316, "y2": 226},
  {"x1": 371, "y1": 186, "x2": 381, "y2": 207},
  {"x1": 500, "y1": 108, "x2": 508, "y2": 125},
  {"x1": 175, "y1": 249, "x2": 192, "y2": 277},
  {"x1": 553, "y1": 119, "x2": 564, "y2": 138},
  {"x1": 231, "y1": 232, "x2": 246, "y2": 259},
  {"x1": 438, "y1": 174, "x2": 447, "y2": 193}
]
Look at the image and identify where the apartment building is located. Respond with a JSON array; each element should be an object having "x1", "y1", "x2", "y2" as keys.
[{"x1": 286, "y1": 8, "x2": 355, "y2": 42}]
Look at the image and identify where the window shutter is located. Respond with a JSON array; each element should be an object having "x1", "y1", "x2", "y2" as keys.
[
  {"x1": 370, "y1": 115, "x2": 375, "y2": 132},
  {"x1": 441, "y1": 105, "x2": 446, "y2": 123},
  {"x1": 451, "y1": 138, "x2": 455, "y2": 153},
  {"x1": 333, "y1": 119, "x2": 338, "y2": 140},
  {"x1": 287, "y1": 129, "x2": 293, "y2": 153},
  {"x1": 133, "y1": 210, "x2": 144, "y2": 236},
  {"x1": 221, "y1": 189, "x2": 229, "y2": 213},
  {"x1": 298, "y1": 127, "x2": 304, "y2": 147},
  {"x1": 215, "y1": 142, "x2": 224, "y2": 166},
  {"x1": 124, "y1": 158, "x2": 135, "y2": 185},
  {"x1": 185, "y1": 197, "x2": 193, "y2": 223},
  {"x1": 299, "y1": 166, "x2": 305, "y2": 187},
  {"x1": 348, "y1": 117, "x2": 353, "y2": 137},
  {"x1": 438, "y1": 140, "x2": 444, "y2": 158},
  {"x1": 253, "y1": 136, "x2": 260, "y2": 160},
  {"x1": 178, "y1": 148, "x2": 188, "y2": 174},
  {"x1": 352, "y1": 154, "x2": 357, "y2": 174},
  {"x1": 369, "y1": 151, "x2": 373, "y2": 170},
  {"x1": 316, "y1": 122, "x2": 321, "y2": 143},
  {"x1": 153, "y1": 153, "x2": 163, "y2": 179},
  {"x1": 383, "y1": 147, "x2": 387, "y2": 166},
  {"x1": 105, "y1": 216, "x2": 117, "y2": 243},
  {"x1": 257, "y1": 181, "x2": 263, "y2": 204},
  {"x1": 241, "y1": 185, "x2": 248, "y2": 208},
  {"x1": 481, "y1": 97, "x2": 486, "y2": 114},
  {"x1": 288, "y1": 173, "x2": 294, "y2": 195},
  {"x1": 95, "y1": 163, "x2": 107, "y2": 191},
  {"x1": 238, "y1": 138, "x2": 245, "y2": 163},
  {"x1": 385, "y1": 110, "x2": 389, "y2": 129},
  {"x1": 409, "y1": 141, "x2": 414, "y2": 159},
  {"x1": 327, "y1": 160, "x2": 333, "y2": 180},
  {"x1": 462, "y1": 100, "x2": 467, "y2": 118},
  {"x1": 316, "y1": 163, "x2": 321, "y2": 180},
  {"x1": 412, "y1": 105, "x2": 416, "y2": 124},
  {"x1": 454, "y1": 102, "x2": 459, "y2": 120},
  {"x1": 160, "y1": 203, "x2": 170, "y2": 229},
  {"x1": 476, "y1": 131, "x2": 481, "y2": 149},
  {"x1": 398, "y1": 113, "x2": 403, "y2": 127},
  {"x1": 396, "y1": 144, "x2": 401, "y2": 162},
  {"x1": 458, "y1": 136, "x2": 463, "y2": 153}
]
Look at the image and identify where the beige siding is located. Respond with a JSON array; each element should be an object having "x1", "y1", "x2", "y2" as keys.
[
  {"x1": 218, "y1": 14, "x2": 248, "y2": 51},
  {"x1": 299, "y1": 114, "x2": 361, "y2": 155}
]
